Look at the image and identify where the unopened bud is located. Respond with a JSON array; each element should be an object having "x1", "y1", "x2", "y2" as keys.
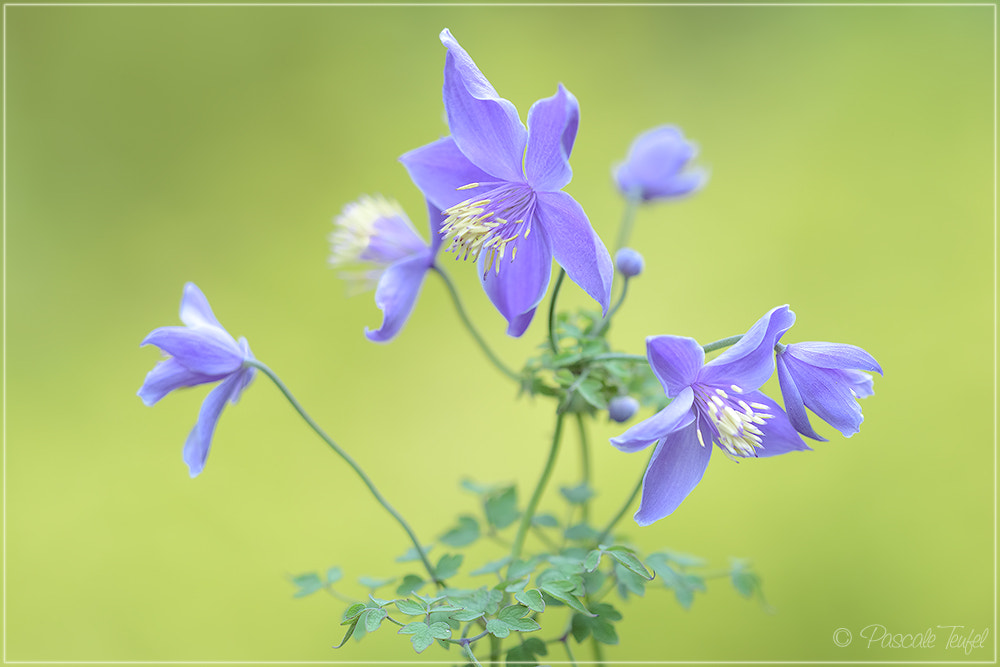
[
  {"x1": 615, "y1": 248, "x2": 644, "y2": 278},
  {"x1": 608, "y1": 396, "x2": 640, "y2": 423}
]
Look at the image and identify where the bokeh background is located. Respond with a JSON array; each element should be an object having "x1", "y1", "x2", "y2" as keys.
[{"x1": 4, "y1": 4, "x2": 994, "y2": 663}]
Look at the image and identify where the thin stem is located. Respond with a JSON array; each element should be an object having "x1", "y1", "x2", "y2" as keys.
[
  {"x1": 547, "y1": 268, "x2": 567, "y2": 353},
  {"x1": 595, "y1": 449, "x2": 650, "y2": 545},
  {"x1": 562, "y1": 637, "x2": 580, "y2": 667},
  {"x1": 575, "y1": 413, "x2": 591, "y2": 523},
  {"x1": 510, "y1": 412, "x2": 567, "y2": 565},
  {"x1": 489, "y1": 634, "x2": 502, "y2": 666},
  {"x1": 614, "y1": 187, "x2": 643, "y2": 253},
  {"x1": 702, "y1": 334, "x2": 743, "y2": 354},
  {"x1": 555, "y1": 352, "x2": 647, "y2": 368},
  {"x1": 592, "y1": 277, "x2": 630, "y2": 337},
  {"x1": 591, "y1": 637, "x2": 606, "y2": 666},
  {"x1": 433, "y1": 266, "x2": 519, "y2": 382},
  {"x1": 530, "y1": 524, "x2": 559, "y2": 552},
  {"x1": 245, "y1": 359, "x2": 440, "y2": 586},
  {"x1": 464, "y1": 643, "x2": 484, "y2": 667}
]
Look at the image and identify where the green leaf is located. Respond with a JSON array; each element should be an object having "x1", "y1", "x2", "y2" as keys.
[
  {"x1": 576, "y1": 379, "x2": 608, "y2": 409},
  {"x1": 470, "y1": 556, "x2": 511, "y2": 576},
  {"x1": 486, "y1": 618, "x2": 511, "y2": 639},
  {"x1": 484, "y1": 486, "x2": 519, "y2": 529},
  {"x1": 440, "y1": 515, "x2": 481, "y2": 548},
  {"x1": 560, "y1": 483, "x2": 596, "y2": 505},
  {"x1": 290, "y1": 572, "x2": 324, "y2": 598},
  {"x1": 540, "y1": 582, "x2": 594, "y2": 616},
  {"x1": 398, "y1": 621, "x2": 450, "y2": 654},
  {"x1": 570, "y1": 603, "x2": 622, "y2": 646},
  {"x1": 732, "y1": 570, "x2": 759, "y2": 598},
  {"x1": 434, "y1": 554, "x2": 463, "y2": 580},
  {"x1": 506, "y1": 617, "x2": 541, "y2": 632},
  {"x1": 363, "y1": 607, "x2": 387, "y2": 633},
  {"x1": 564, "y1": 523, "x2": 600, "y2": 542},
  {"x1": 583, "y1": 550, "x2": 602, "y2": 572},
  {"x1": 661, "y1": 549, "x2": 706, "y2": 568},
  {"x1": 452, "y1": 588, "x2": 503, "y2": 615},
  {"x1": 325, "y1": 566, "x2": 343, "y2": 585},
  {"x1": 532, "y1": 513, "x2": 560, "y2": 528},
  {"x1": 497, "y1": 604, "x2": 529, "y2": 623},
  {"x1": 614, "y1": 562, "x2": 647, "y2": 597},
  {"x1": 461, "y1": 478, "x2": 493, "y2": 495},
  {"x1": 514, "y1": 589, "x2": 545, "y2": 613},
  {"x1": 507, "y1": 557, "x2": 538, "y2": 581},
  {"x1": 604, "y1": 546, "x2": 653, "y2": 580},
  {"x1": 398, "y1": 621, "x2": 427, "y2": 635},
  {"x1": 428, "y1": 622, "x2": 452, "y2": 640},
  {"x1": 357, "y1": 575, "x2": 395, "y2": 590},
  {"x1": 341, "y1": 603, "x2": 366, "y2": 624},
  {"x1": 332, "y1": 618, "x2": 359, "y2": 649},
  {"x1": 395, "y1": 544, "x2": 434, "y2": 563},
  {"x1": 396, "y1": 574, "x2": 425, "y2": 596},
  {"x1": 394, "y1": 599, "x2": 426, "y2": 616},
  {"x1": 448, "y1": 609, "x2": 484, "y2": 622}
]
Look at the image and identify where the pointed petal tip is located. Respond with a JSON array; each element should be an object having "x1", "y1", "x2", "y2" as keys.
[{"x1": 632, "y1": 509, "x2": 656, "y2": 528}]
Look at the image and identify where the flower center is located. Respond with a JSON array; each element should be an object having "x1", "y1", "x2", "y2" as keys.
[
  {"x1": 693, "y1": 385, "x2": 773, "y2": 460},
  {"x1": 441, "y1": 182, "x2": 537, "y2": 276}
]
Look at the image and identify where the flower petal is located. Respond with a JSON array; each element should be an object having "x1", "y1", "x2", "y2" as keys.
[
  {"x1": 505, "y1": 308, "x2": 536, "y2": 338},
  {"x1": 614, "y1": 126, "x2": 706, "y2": 201},
  {"x1": 535, "y1": 191, "x2": 613, "y2": 314},
  {"x1": 137, "y1": 357, "x2": 222, "y2": 407},
  {"x1": 776, "y1": 358, "x2": 870, "y2": 438},
  {"x1": 785, "y1": 342, "x2": 883, "y2": 375},
  {"x1": 646, "y1": 336, "x2": 705, "y2": 397},
  {"x1": 700, "y1": 305, "x2": 795, "y2": 391},
  {"x1": 425, "y1": 198, "x2": 446, "y2": 257},
  {"x1": 610, "y1": 387, "x2": 695, "y2": 453},
  {"x1": 364, "y1": 254, "x2": 432, "y2": 343},
  {"x1": 142, "y1": 325, "x2": 245, "y2": 375},
  {"x1": 400, "y1": 136, "x2": 495, "y2": 212},
  {"x1": 179, "y1": 282, "x2": 223, "y2": 329},
  {"x1": 740, "y1": 391, "x2": 812, "y2": 457},
  {"x1": 634, "y1": 422, "x2": 712, "y2": 525},
  {"x1": 776, "y1": 354, "x2": 826, "y2": 441},
  {"x1": 479, "y1": 223, "x2": 552, "y2": 337},
  {"x1": 183, "y1": 372, "x2": 244, "y2": 477},
  {"x1": 440, "y1": 29, "x2": 527, "y2": 182},
  {"x1": 524, "y1": 84, "x2": 579, "y2": 192}
]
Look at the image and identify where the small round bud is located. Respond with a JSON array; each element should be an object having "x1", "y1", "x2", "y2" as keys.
[
  {"x1": 615, "y1": 248, "x2": 645, "y2": 278},
  {"x1": 608, "y1": 396, "x2": 640, "y2": 423}
]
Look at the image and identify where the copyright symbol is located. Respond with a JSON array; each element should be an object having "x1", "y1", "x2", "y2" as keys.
[{"x1": 833, "y1": 628, "x2": 852, "y2": 647}]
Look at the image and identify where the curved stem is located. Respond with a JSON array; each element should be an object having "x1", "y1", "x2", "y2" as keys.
[
  {"x1": 562, "y1": 637, "x2": 580, "y2": 667},
  {"x1": 547, "y1": 268, "x2": 566, "y2": 353},
  {"x1": 595, "y1": 451, "x2": 649, "y2": 545},
  {"x1": 433, "y1": 266, "x2": 519, "y2": 382},
  {"x1": 245, "y1": 359, "x2": 439, "y2": 586},
  {"x1": 615, "y1": 187, "x2": 643, "y2": 253},
  {"x1": 510, "y1": 412, "x2": 566, "y2": 565},
  {"x1": 702, "y1": 334, "x2": 743, "y2": 354},
  {"x1": 575, "y1": 413, "x2": 591, "y2": 523}
]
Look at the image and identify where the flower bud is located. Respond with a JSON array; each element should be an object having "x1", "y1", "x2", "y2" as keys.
[
  {"x1": 615, "y1": 248, "x2": 645, "y2": 278},
  {"x1": 614, "y1": 125, "x2": 707, "y2": 202},
  {"x1": 608, "y1": 396, "x2": 640, "y2": 423}
]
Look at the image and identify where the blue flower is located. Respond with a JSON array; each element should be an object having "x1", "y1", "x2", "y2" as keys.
[
  {"x1": 400, "y1": 29, "x2": 613, "y2": 337},
  {"x1": 329, "y1": 195, "x2": 443, "y2": 342},
  {"x1": 610, "y1": 306, "x2": 809, "y2": 524},
  {"x1": 138, "y1": 283, "x2": 255, "y2": 477},
  {"x1": 776, "y1": 342, "x2": 882, "y2": 440},
  {"x1": 614, "y1": 126, "x2": 707, "y2": 202}
]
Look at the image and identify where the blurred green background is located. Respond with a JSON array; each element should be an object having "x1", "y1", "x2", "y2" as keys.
[{"x1": 4, "y1": 4, "x2": 994, "y2": 663}]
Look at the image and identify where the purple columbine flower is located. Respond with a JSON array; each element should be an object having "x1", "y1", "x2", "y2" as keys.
[
  {"x1": 138, "y1": 283, "x2": 255, "y2": 477},
  {"x1": 400, "y1": 29, "x2": 613, "y2": 337},
  {"x1": 610, "y1": 306, "x2": 809, "y2": 525},
  {"x1": 614, "y1": 126, "x2": 707, "y2": 202},
  {"x1": 329, "y1": 195, "x2": 444, "y2": 342},
  {"x1": 776, "y1": 342, "x2": 882, "y2": 440}
]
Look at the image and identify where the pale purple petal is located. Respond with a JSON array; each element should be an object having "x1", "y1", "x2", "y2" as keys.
[
  {"x1": 535, "y1": 191, "x2": 613, "y2": 314},
  {"x1": 700, "y1": 305, "x2": 795, "y2": 391},
  {"x1": 137, "y1": 357, "x2": 222, "y2": 407},
  {"x1": 776, "y1": 357, "x2": 869, "y2": 438},
  {"x1": 610, "y1": 387, "x2": 695, "y2": 453},
  {"x1": 179, "y1": 282, "x2": 223, "y2": 329},
  {"x1": 183, "y1": 373, "x2": 243, "y2": 478},
  {"x1": 399, "y1": 136, "x2": 494, "y2": 211},
  {"x1": 142, "y1": 326, "x2": 245, "y2": 375},
  {"x1": 524, "y1": 84, "x2": 579, "y2": 192},
  {"x1": 231, "y1": 339, "x2": 256, "y2": 401},
  {"x1": 505, "y1": 308, "x2": 536, "y2": 338},
  {"x1": 739, "y1": 391, "x2": 812, "y2": 457},
  {"x1": 365, "y1": 254, "x2": 431, "y2": 343},
  {"x1": 440, "y1": 29, "x2": 527, "y2": 183},
  {"x1": 425, "y1": 198, "x2": 446, "y2": 257},
  {"x1": 847, "y1": 370, "x2": 875, "y2": 399},
  {"x1": 480, "y1": 224, "x2": 552, "y2": 337},
  {"x1": 646, "y1": 336, "x2": 705, "y2": 397},
  {"x1": 634, "y1": 422, "x2": 712, "y2": 525},
  {"x1": 776, "y1": 354, "x2": 826, "y2": 441},
  {"x1": 614, "y1": 126, "x2": 707, "y2": 201},
  {"x1": 785, "y1": 342, "x2": 883, "y2": 375},
  {"x1": 362, "y1": 213, "x2": 426, "y2": 265}
]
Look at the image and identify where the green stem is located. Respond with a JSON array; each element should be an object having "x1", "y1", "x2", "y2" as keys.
[
  {"x1": 547, "y1": 268, "x2": 566, "y2": 353},
  {"x1": 433, "y1": 266, "x2": 519, "y2": 382},
  {"x1": 591, "y1": 636, "x2": 606, "y2": 666},
  {"x1": 489, "y1": 634, "x2": 502, "y2": 666},
  {"x1": 245, "y1": 359, "x2": 440, "y2": 586},
  {"x1": 615, "y1": 187, "x2": 643, "y2": 253},
  {"x1": 595, "y1": 450, "x2": 650, "y2": 545},
  {"x1": 510, "y1": 412, "x2": 567, "y2": 565},
  {"x1": 702, "y1": 334, "x2": 743, "y2": 354},
  {"x1": 575, "y1": 413, "x2": 591, "y2": 523},
  {"x1": 464, "y1": 643, "x2": 484, "y2": 667},
  {"x1": 562, "y1": 637, "x2": 580, "y2": 667}
]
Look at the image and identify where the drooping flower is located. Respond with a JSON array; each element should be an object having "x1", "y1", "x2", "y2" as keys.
[
  {"x1": 610, "y1": 306, "x2": 809, "y2": 525},
  {"x1": 329, "y1": 195, "x2": 444, "y2": 342},
  {"x1": 614, "y1": 125, "x2": 707, "y2": 202},
  {"x1": 138, "y1": 283, "x2": 256, "y2": 477},
  {"x1": 400, "y1": 29, "x2": 613, "y2": 337},
  {"x1": 776, "y1": 342, "x2": 882, "y2": 440}
]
